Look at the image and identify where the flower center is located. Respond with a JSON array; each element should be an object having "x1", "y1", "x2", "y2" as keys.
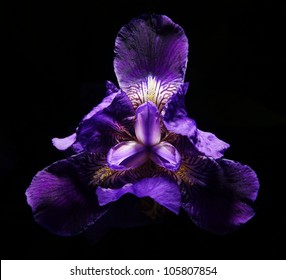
[
  {"x1": 107, "y1": 101, "x2": 181, "y2": 171},
  {"x1": 146, "y1": 76, "x2": 160, "y2": 104}
]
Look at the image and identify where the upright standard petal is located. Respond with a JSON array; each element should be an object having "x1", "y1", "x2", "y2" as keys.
[
  {"x1": 162, "y1": 85, "x2": 229, "y2": 159},
  {"x1": 96, "y1": 177, "x2": 181, "y2": 214},
  {"x1": 181, "y1": 157, "x2": 259, "y2": 234},
  {"x1": 26, "y1": 152, "x2": 109, "y2": 236},
  {"x1": 135, "y1": 101, "x2": 161, "y2": 146},
  {"x1": 114, "y1": 14, "x2": 188, "y2": 109}
]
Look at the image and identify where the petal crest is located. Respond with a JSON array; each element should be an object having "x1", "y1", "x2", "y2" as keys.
[
  {"x1": 151, "y1": 141, "x2": 181, "y2": 171},
  {"x1": 107, "y1": 141, "x2": 147, "y2": 170},
  {"x1": 135, "y1": 101, "x2": 161, "y2": 146}
]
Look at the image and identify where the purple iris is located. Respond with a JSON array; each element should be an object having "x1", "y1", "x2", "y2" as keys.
[{"x1": 26, "y1": 14, "x2": 259, "y2": 236}]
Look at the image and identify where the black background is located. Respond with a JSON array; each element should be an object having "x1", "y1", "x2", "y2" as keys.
[{"x1": 1, "y1": 1, "x2": 284, "y2": 260}]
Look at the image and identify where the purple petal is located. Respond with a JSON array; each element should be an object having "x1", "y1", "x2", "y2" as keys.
[
  {"x1": 218, "y1": 159, "x2": 259, "y2": 201},
  {"x1": 107, "y1": 141, "x2": 147, "y2": 170},
  {"x1": 52, "y1": 83, "x2": 121, "y2": 151},
  {"x1": 75, "y1": 91, "x2": 134, "y2": 153},
  {"x1": 162, "y1": 85, "x2": 229, "y2": 159},
  {"x1": 114, "y1": 14, "x2": 188, "y2": 108},
  {"x1": 162, "y1": 83, "x2": 197, "y2": 137},
  {"x1": 81, "y1": 91, "x2": 120, "y2": 122},
  {"x1": 135, "y1": 101, "x2": 161, "y2": 146},
  {"x1": 96, "y1": 177, "x2": 181, "y2": 214},
  {"x1": 181, "y1": 158, "x2": 259, "y2": 234},
  {"x1": 106, "y1": 80, "x2": 119, "y2": 96},
  {"x1": 178, "y1": 155, "x2": 219, "y2": 186},
  {"x1": 25, "y1": 152, "x2": 109, "y2": 236},
  {"x1": 194, "y1": 130, "x2": 230, "y2": 159},
  {"x1": 151, "y1": 141, "x2": 181, "y2": 171}
]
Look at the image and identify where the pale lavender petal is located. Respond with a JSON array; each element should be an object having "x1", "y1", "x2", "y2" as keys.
[
  {"x1": 107, "y1": 141, "x2": 147, "y2": 170},
  {"x1": 181, "y1": 158, "x2": 259, "y2": 234},
  {"x1": 96, "y1": 177, "x2": 181, "y2": 214},
  {"x1": 151, "y1": 141, "x2": 181, "y2": 171},
  {"x1": 114, "y1": 14, "x2": 188, "y2": 108},
  {"x1": 135, "y1": 101, "x2": 161, "y2": 146},
  {"x1": 52, "y1": 133, "x2": 76, "y2": 151},
  {"x1": 25, "y1": 152, "x2": 109, "y2": 236}
]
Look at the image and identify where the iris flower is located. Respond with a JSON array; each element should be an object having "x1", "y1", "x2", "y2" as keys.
[{"x1": 26, "y1": 14, "x2": 259, "y2": 237}]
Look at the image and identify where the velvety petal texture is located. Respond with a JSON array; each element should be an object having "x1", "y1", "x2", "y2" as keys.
[
  {"x1": 114, "y1": 14, "x2": 188, "y2": 109},
  {"x1": 26, "y1": 152, "x2": 108, "y2": 236},
  {"x1": 162, "y1": 85, "x2": 229, "y2": 159},
  {"x1": 97, "y1": 177, "x2": 181, "y2": 214},
  {"x1": 181, "y1": 158, "x2": 259, "y2": 234}
]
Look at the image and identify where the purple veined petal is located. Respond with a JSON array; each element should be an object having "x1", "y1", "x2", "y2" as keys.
[
  {"x1": 177, "y1": 155, "x2": 219, "y2": 186},
  {"x1": 52, "y1": 133, "x2": 77, "y2": 151},
  {"x1": 107, "y1": 141, "x2": 147, "y2": 170},
  {"x1": 25, "y1": 152, "x2": 109, "y2": 236},
  {"x1": 135, "y1": 101, "x2": 161, "y2": 146},
  {"x1": 181, "y1": 158, "x2": 259, "y2": 234},
  {"x1": 218, "y1": 159, "x2": 260, "y2": 201},
  {"x1": 151, "y1": 141, "x2": 181, "y2": 171},
  {"x1": 162, "y1": 84, "x2": 229, "y2": 159},
  {"x1": 96, "y1": 177, "x2": 181, "y2": 214},
  {"x1": 75, "y1": 91, "x2": 134, "y2": 153},
  {"x1": 114, "y1": 14, "x2": 188, "y2": 109}
]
